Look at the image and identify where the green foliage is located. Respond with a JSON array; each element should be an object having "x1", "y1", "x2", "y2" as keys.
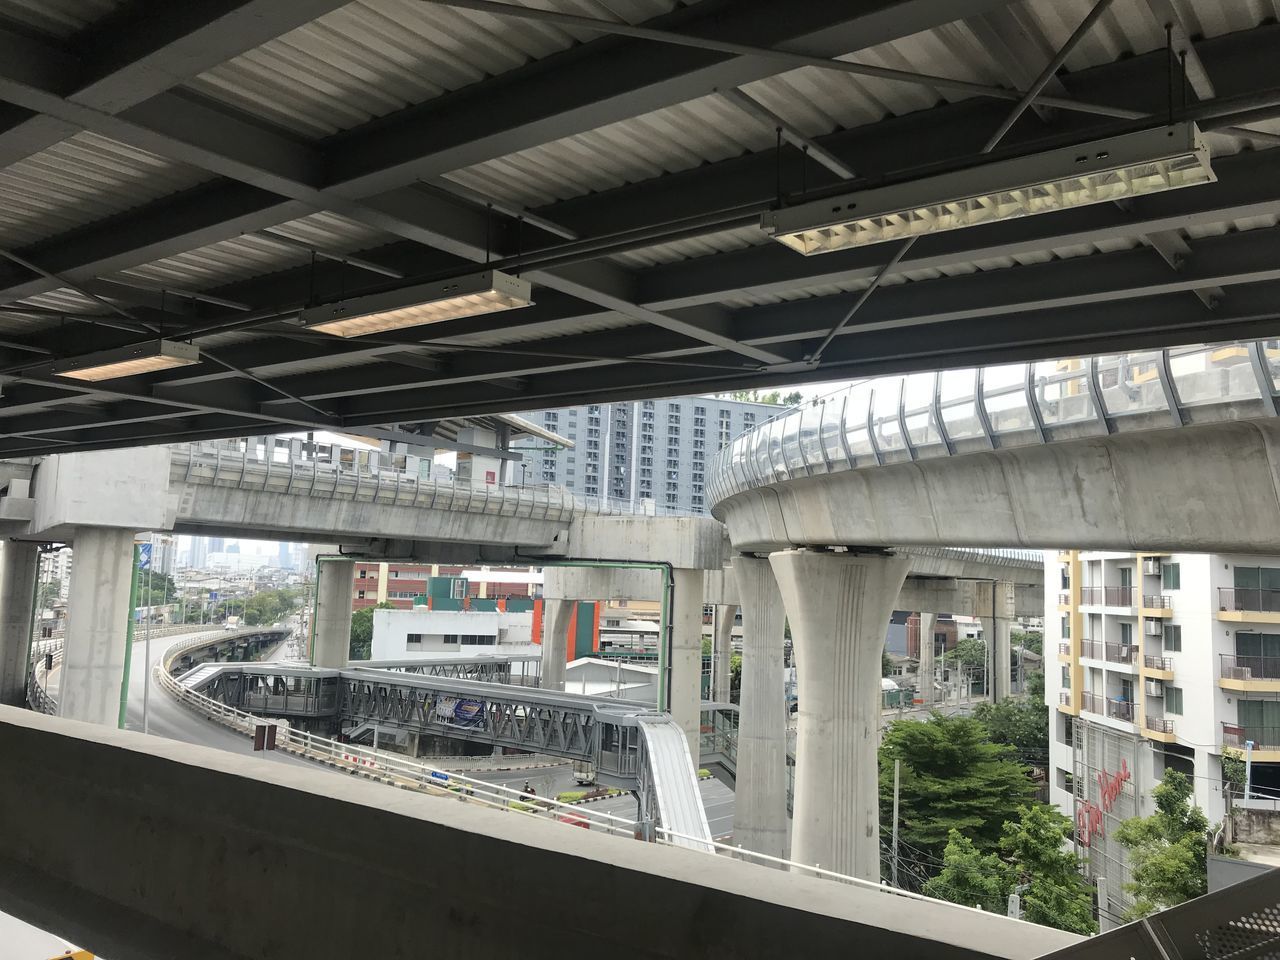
[
  {"x1": 139, "y1": 571, "x2": 178, "y2": 607},
  {"x1": 972, "y1": 693, "x2": 1049, "y2": 762},
  {"x1": 782, "y1": 390, "x2": 804, "y2": 406},
  {"x1": 923, "y1": 830, "x2": 1012, "y2": 912},
  {"x1": 883, "y1": 650, "x2": 893, "y2": 677},
  {"x1": 349, "y1": 600, "x2": 395, "y2": 660},
  {"x1": 1011, "y1": 629, "x2": 1042, "y2": 655},
  {"x1": 1221, "y1": 748, "x2": 1246, "y2": 788},
  {"x1": 879, "y1": 713, "x2": 1036, "y2": 861},
  {"x1": 701, "y1": 636, "x2": 713, "y2": 656},
  {"x1": 954, "y1": 636, "x2": 987, "y2": 668},
  {"x1": 240, "y1": 588, "x2": 300, "y2": 626},
  {"x1": 35, "y1": 582, "x2": 60, "y2": 609},
  {"x1": 1026, "y1": 671, "x2": 1045, "y2": 702},
  {"x1": 923, "y1": 808, "x2": 1097, "y2": 935},
  {"x1": 729, "y1": 653, "x2": 742, "y2": 704},
  {"x1": 556, "y1": 790, "x2": 587, "y2": 803},
  {"x1": 1114, "y1": 771, "x2": 1209, "y2": 918}
]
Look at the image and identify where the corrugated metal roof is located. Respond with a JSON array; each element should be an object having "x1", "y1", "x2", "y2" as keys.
[
  {"x1": 0, "y1": 133, "x2": 207, "y2": 249},
  {"x1": 435, "y1": 311, "x2": 637, "y2": 348},
  {"x1": 110, "y1": 211, "x2": 396, "y2": 290},
  {"x1": 0, "y1": 0, "x2": 122, "y2": 38},
  {"x1": 183, "y1": 0, "x2": 683, "y2": 139}
]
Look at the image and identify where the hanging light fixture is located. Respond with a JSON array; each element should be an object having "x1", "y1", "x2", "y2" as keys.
[
  {"x1": 52, "y1": 339, "x2": 200, "y2": 381},
  {"x1": 299, "y1": 269, "x2": 532, "y2": 337},
  {"x1": 763, "y1": 123, "x2": 1214, "y2": 255}
]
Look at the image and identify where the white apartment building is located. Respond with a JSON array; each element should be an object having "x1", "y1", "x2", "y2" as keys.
[
  {"x1": 1046, "y1": 550, "x2": 1280, "y2": 920},
  {"x1": 370, "y1": 606, "x2": 535, "y2": 659}
]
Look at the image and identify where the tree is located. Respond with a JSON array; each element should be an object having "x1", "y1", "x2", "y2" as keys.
[
  {"x1": 782, "y1": 390, "x2": 804, "y2": 406},
  {"x1": 882, "y1": 650, "x2": 893, "y2": 677},
  {"x1": 723, "y1": 389, "x2": 784, "y2": 405},
  {"x1": 954, "y1": 637, "x2": 987, "y2": 668},
  {"x1": 923, "y1": 830, "x2": 1012, "y2": 912},
  {"x1": 972, "y1": 694, "x2": 1049, "y2": 763},
  {"x1": 1114, "y1": 771, "x2": 1210, "y2": 918},
  {"x1": 349, "y1": 601, "x2": 394, "y2": 661},
  {"x1": 879, "y1": 713, "x2": 1036, "y2": 861},
  {"x1": 923, "y1": 807, "x2": 1096, "y2": 935},
  {"x1": 729, "y1": 653, "x2": 742, "y2": 703}
]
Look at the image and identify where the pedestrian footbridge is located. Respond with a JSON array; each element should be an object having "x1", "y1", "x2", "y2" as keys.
[{"x1": 709, "y1": 339, "x2": 1280, "y2": 554}]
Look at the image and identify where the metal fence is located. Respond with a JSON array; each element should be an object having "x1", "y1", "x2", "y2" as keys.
[{"x1": 1218, "y1": 587, "x2": 1280, "y2": 614}]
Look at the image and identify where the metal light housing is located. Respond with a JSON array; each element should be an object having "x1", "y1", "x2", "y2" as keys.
[
  {"x1": 763, "y1": 123, "x2": 1215, "y2": 255},
  {"x1": 53, "y1": 339, "x2": 200, "y2": 381},
  {"x1": 299, "y1": 269, "x2": 533, "y2": 337}
]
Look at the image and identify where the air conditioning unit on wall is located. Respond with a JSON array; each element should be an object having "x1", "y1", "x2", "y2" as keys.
[
  {"x1": 1143, "y1": 558, "x2": 1163, "y2": 576},
  {"x1": 1144, "y1": 619, "x2": 1164, "y2": 637},
  {"x1": 1144, "y1": 679, "x2": 1164, "y2": 697}
]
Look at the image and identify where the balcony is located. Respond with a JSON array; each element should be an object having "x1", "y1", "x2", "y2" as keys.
[
  {"x1": 1219, "y1": 654, "x2": 1280, "y2": 691},
  {"x1": 1080, "y1": 586, "x2": 1134, "y2": 607},
  {"x1": 1080, "y1": 692, "x2": 1105, "y2": 715},
  {"x1": 1058, "y1": 641, "x2": 1072, "y2": 660},
  {"x1": 1105, "y1": 698, "x2": 1135, "y2": 722},
  {"x1": 1079, "y1": 639, "x2": 1103, "y2": 660},
  {"x1": 1104, "y1": 643, "x2": 1138, "y2": 666},
  {"x1": 1143, "y1": 655, "x2": 1174, "y2": 680},
  {"x1": 1217, "y1": 587, "x2": 1280, "y2": 622},
  {"x1": 1222, "y1": 722, "x2": 1280, "y2": 759},
  {"x1": 1058, "y1": 691, "x2": 1073, "y2": 706},
  {"x1": 1144, "y1": 715, "x2": 1176, "y2": 741},
  {"x1": 1142, "y1": 594, "x2": 1173, "y2": 615}
]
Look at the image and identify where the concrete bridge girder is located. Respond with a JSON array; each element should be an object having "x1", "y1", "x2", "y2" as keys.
[{"x1": 715, "y1": 419, "x2": 1280, "y2": 555}]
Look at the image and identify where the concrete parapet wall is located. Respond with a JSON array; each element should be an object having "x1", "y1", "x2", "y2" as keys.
[
  {"x1": 31, "y1": 448, "x2": 170, "y2": 539},
  {"x1": 557, "y1": 516, "x2": 729, "y2": 569},
  {"x1": 0, "y1": 707, "x2": 1077, "y2": 960},
  {"x1": 717, "y1": 420, "x2": 1280, "y2": 554}
]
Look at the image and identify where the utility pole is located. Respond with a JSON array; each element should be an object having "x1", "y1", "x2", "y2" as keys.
[{"x1": 890, "y1": 758, "x2": 901, "y2": 888}]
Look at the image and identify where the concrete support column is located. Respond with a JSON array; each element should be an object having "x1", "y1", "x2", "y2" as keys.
[
  {"x1": 539, "y1": 598, "x2": 573, "y2": 691},
  {"x1": 731, "y1": 555, "x2": 789, "y2": 860},
  {"x1": 60, "y1": 528, "x2": 135, "y2": 726},
  {"x1": 711, "y1": 604, "x2": 735, "y2": 703},
  {"x1": 769, "y1": 549, "x2": 911, "y2": 881},
  {"x1": 994, "y1": 581, "x2": 1015, "y2": 702},
  {"x1": 917, "y1": 612, "x2": 935, "y2": 707},
  {"x1": 669, "y1": 568, "x2": 703, "y2": 761},
  {"x1": 0, "y1": 541, "x2": 39, "y2": 706},
  {"x1": 313, "y1": 559, "x2": 354, "y2": 669}
]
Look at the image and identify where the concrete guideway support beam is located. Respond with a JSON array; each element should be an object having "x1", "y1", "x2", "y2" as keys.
[
  {"x1": 59, "y1": 527, "x2": 135, "y2": 726},
  {"x1": 539, "y1": 597, "x2": 573, "y2": 692},
  {"x1": 0, "y1": 540, "x2": 38, "y2": 706},
  {"x1": 770, "y1": 549, "x2": 911, "y2": 881},
  {"x1": 731, "y1": 555, "x2": 789, "y2": 860},
  {"x1": 312, "y1": 558, "x2": 354, "y2": 669},
  {"x1": 918, "y1": 611, "x2": 936, "y2": 708},
  {"x1": 712, "y1": 604, "x2": 735, "y2": 704},
  {"x1": 670, "y1": 568, "x2": 703, "y2": 760},
  {"x1": 0, "y1": 708, "x2": 1079, "y2": 960}
]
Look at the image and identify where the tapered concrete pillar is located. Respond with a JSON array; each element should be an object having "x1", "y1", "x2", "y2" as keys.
[
  {"x1": 993, "y1": 581, "x2": 1015, "y2": 702},
  {"x1": 770, "y1": 548, "x2": 911, "y2": 881},
  {"x1": 60, "y1": 528, "x2": 135, "y2": 726},
  {"x1": 0, "y1": 540, "x2": 39, "y2": 706},
  {"x1": 312, "y1": 559, "x2": 354, "y2": 668},
  {"x1": 711, "y1": 604, "x2": 735, "y2": 703},
  {"x1": 917, "y1": 611, "x2": 935, "y2": 707},
  {"x1": 670, "y1": 568, "x2": 703, "y2": 760},
  {"x1": 539, "y1": 598, "x2": 573, "y2": 691},
  {"x1": 731, "y1": 555, "x2": 788, "y2": 859}
]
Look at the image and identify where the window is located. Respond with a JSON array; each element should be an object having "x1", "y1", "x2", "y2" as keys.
[
  {"x1": 356, "y1": 590, "x2": 366, "y2": 599},
  {"x1": 1163, "y1": 624, "x2": 1182, "y2": 652},
  {"x1": 358, "y1": 568, "x2": 367, "y2": 578},
  {"x1": 406, "y1": 633, "x2": 423, "y2": 647},
  {"x1": 1061, "y1": 615, "x2": 1070, "y2": 639},
  {"x1": 1119, "y1": 622, "x2": 1133, "y2": 645},
  {"x1": 443, "y1": 634, "x2": 459, "y2": 645},
  {"x1": 1162, "y1": 563, "x2": 1181, "y2": 590},
  {"x1": 1061, "y1": 665, "x2": 1071, "y2": 687},
  {"x1": 1165, "y1": 686, "x2": 1184, "y2": 715}
]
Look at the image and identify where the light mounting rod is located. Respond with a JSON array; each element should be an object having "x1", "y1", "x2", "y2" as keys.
[
  {"x1": 52, "y1": 339, "x2": 200, "y2": 381},
  {"x1": 299, "y1": 269, "x2": 532, "y2": 337},
  {"x1": 763, "y1": 123, "x2": 1214, "y2": 255}
]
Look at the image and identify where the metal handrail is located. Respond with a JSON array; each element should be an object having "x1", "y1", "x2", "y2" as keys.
[
  {"x1": 1105, "y1": 697, "x2": 1135, "y2": 721},
  {"x1": 1145, "y1": 716, "x2": 1174, "y2": 734},
  {"x1": 1219, "y1": 587, "x2": 1280, "y2": 614},
  {"x1": 1222, "y1": 722, "x2": 1280, "y2": 751},
  {"x1": 1220, "y1": 653, "x2": 1280, "y2": 681},
  {"x1": 708, "y1": 339, "x2": 1280, "y2": 511},
  {"x1": 1143, "y1": 594, "x2": 1172, "y2": 608},
  {"x1": 1144, "y1": 655, "x2": 1173, "y2": 671}
]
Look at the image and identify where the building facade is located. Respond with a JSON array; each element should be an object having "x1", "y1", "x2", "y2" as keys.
[
  {"x1": 516, "y1": 396, "x2": 782, "y2": 513},
  {"x1": 352, "y1": 564, "x2": 541, "y2": 611},
  {"x1": 1046, "y1": 550, "x2": 1280, "y2": 921}
]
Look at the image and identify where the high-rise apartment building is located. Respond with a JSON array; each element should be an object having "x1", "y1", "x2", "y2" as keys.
[
  {"x1": 515, "y1": 396, "x2": 783, "y2": 513},
  {"x1": 1046, "y1": 550, "x2": 1280, "y2": 921}
]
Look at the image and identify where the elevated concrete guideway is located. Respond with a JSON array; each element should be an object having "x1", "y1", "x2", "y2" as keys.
[{"x1": 709, "y1": 339, "x2": 1280, "y2": 555}]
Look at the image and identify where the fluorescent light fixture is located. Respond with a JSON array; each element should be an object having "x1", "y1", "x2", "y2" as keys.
[
  {"x1": 763, "y1": 122, "x2": 1215, "y2": 255},
  {"x1": 53, "y1": 339, "x2": 200, "y2": 381},
  {"x1": 299, "y1": 269, "x2": 532, "y2": 337}
]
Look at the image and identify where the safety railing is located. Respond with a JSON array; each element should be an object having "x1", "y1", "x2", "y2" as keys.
[
  {"x1": 1218, "y1": 587, "x2": 1280, "y2": 614},
  {"x1": 1220, "y1": 653, "x2": 1280, "y2": 681},
  {"x1": 707, "y1": 340, "x2": 1280, "y2": 509},
  {"x1": 1144, "y1": 655, "x2": 1173, "y2": 671},
  {"x1": 1143, "y1": 594, "x2": 1172, "y2": 609},
  {"x1": 1058, "y1": 642, "x2": 1071, "y2": 657},
  {"x1": 1222, "y1": 722, "x2": 1280, "y2": 752},
  {"x1": 1058, "y1": 691, "x2": 1072, "y2": 706},
  {"x1": 1106, "y1": 698, "x2": 1135, "y2": 722},
  {"x1": 1145, "y1": 716, "x2": 1175, "y2": 735},
  {"x1": 1080, "y1": 692, "x2": 1105, "y2": 714},
  {"x1": 1057, "y1": 592, "x2": 1070, "y2": 606},
  {"x1": 1079, "y1": 640, "x2": 1103, "y2": 660},
  {"x1": 172, "y1": 440, "x2": 696, "y2": 521},
  {"x1": 1104, "y1": 643, "x2": 1138, "y2": 666}
]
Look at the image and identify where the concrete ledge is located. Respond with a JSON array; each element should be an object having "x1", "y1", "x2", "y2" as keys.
[{"x1": 0, "y1": 707, "x2": 1074, "y2": 960}]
